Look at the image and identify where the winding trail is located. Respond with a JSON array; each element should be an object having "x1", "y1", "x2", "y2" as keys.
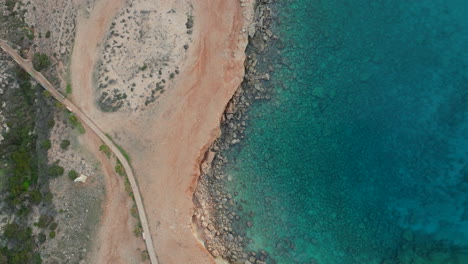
[{"x1": 0, "y1": 39, "x2": 159, "y2": 264}]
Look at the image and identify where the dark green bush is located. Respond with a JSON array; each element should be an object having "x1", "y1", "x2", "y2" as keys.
[
  {"x1": 38, "y1": 233, "x2": 46, "y2": 244},
  {"x1": 68, "y1": 170, "x2": 78, "y2": 181},
  {"x1": 60, "y1": 139, "x2": 70, "y2": 150},
  {"x1": 48, "y1": 165, "x2": 64, "y2": 178}
]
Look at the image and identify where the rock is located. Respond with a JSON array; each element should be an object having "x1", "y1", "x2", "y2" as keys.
[
  {"x1": 208, "y1": 223, "x2": 215, "y2": 231},
  {"x1": 211, "y1": 249, "x2": 220, "y2": 257},
  {"x1": 245, "y1": 261, "x2": 252, "y2": 264},
  {"x1": 74, "y1": 174, "x2": 88, "y2": 183},
  {"x1": 246, "y1": 221, "x2": 253, "y2": 228}
]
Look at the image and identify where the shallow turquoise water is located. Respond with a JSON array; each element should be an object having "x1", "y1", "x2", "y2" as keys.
[{"x1": 224, "y1": 0, "x2": 468, "y2": 263}]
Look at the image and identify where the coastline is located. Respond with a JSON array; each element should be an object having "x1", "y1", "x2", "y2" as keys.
[
  {"x1": 68, "y1": 0, "x2": 259, "y2": 262},
  {"x1": 192, "y1": 1, "x2": 278, "y2": 263}
]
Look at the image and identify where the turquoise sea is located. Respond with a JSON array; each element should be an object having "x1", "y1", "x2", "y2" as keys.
[{"x1": 224, "y1": 0, "x2": 468, "y2": 263}]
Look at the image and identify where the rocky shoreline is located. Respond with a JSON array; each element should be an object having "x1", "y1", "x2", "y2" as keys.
[{"x1": 192, "y1": 1, "x2": 279, "y2": 263}]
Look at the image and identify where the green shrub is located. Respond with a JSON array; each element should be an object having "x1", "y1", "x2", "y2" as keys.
[
  {"x1": 29, "y1": 189, "x2": 42, "y2": 204},
  {"x1": 60, "y1": 139, "x2": 70, "y2": 150},
  {"x1": 68, "y1": 114, "x2": 85, "y2": 134},
  {"x1": 45, "y1": 31, "x2": 51, "y2": 38},
  {"x1": 49, "y1": 231, "x2": 56, "y2": 239},
  {"x1": 32, "y1": 53, "x2": 51, "y2": 71},
  {"x1": 68, "y1": 170, "x2": 78, "y2": 181},
  {"x1": 48, "y1": 165, "x2": 64, "y2": 178},
  {"x1": 99, "y1": 144, "x2": 111, "y2": 158},
  {"x1": 134, "y1": 224, "x2": 143, "y2": 236},
  {"x1": 115, "y1": 160, "x2": 125, "y2": 176},
  {"x1": 66, "y1": 83, "x2": 72, "y2": 94},
  {"x1": 41, "y1": 140, "x2": 51, "y2": 150}
]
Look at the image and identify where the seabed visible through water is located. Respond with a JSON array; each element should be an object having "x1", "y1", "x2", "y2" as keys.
[{"x1": 222, "y1": 0, "x2": 468, "y2": 263}]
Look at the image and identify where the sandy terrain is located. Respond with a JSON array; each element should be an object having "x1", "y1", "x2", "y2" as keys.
[
  {"x1": 95, "y1": 0, "x2": 193, "y2": 112},
  {"x1": 69, "y1": 0, "x2": 254, "y2": 263}
]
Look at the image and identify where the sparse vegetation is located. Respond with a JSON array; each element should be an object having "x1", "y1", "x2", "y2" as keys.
[
  {"x1": 141, "y1": 251, "x2": 149, "y2": 261},
  {"x1": 133, "y1": 223, "x2": 143, "y2": 236},
  {"x1": 32, "y1": 52, "x2": 51, "y2": 71},
  {"x1": 105, "y1": 133, "x2": 131, "y2": 162},
  {"x1": 115, "y1": 159, "x2": 125, "y2": 176},
  {"x1": 67, "y1": 113, "x2": 85, "y2": 134},
  {"x1": 99, "y1": 144, "x2": 111, "y2": 158},
  {"x1": 130, "y1": 205, "x2": 138, "y2": 218},
  {"x1": 45, "y1": 31, "x2": 51, "y2": 38}
]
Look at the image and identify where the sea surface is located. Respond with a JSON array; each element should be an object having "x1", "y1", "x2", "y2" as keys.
[{"x1": 224, "y1": 0, "x2": 468, "y2": 263}]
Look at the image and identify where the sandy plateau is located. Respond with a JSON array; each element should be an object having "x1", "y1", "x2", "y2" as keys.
[{"x1": 69, "y1": 0, "x2": 255, "y2": 263}]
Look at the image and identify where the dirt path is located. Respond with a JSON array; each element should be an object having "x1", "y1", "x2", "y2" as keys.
[{"x1": 0, "y1": 38, "x2": 158, "y2": 264}]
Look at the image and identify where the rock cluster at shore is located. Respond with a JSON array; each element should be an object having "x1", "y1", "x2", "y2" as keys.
[{"x1": 193, "y1": 1, "x2": 278, "y2": 263}]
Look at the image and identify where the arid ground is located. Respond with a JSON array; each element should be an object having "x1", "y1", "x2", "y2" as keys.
[{"x1": 69, "y1": 0, "x2": 254, "y2": 263}]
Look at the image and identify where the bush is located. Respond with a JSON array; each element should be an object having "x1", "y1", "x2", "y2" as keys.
[
  {"x1": 29, "y1": 189, "x2": 42, "y2": 204},
  {"x1": 45, "y1": 31, "x2": 51, "y2": 38},
  {"x1": 32, "y1": 53, "x2": 51, "y2": 72},
  {"x1": 49, "y1": 222, "x2": 58, "y2": 231},
  {"x1": 60, "y1": 140, "x2": 70, "y2": 150},
  {"x1": 186, "y1": 15, "x2": 194, "y2": 29},
  {"x1": 99, "y1": 144, "x2": 111, "y2": 158},
  {"x1": 41, "y1": 140, "x2": 51, "y2": 150},
  {"x1": 48, "y1": 165, "x2": 64, "y2": 178},
  {"x1": 38, "y1": 233, "x2": 46, "y2": 244},
  {"x1": 36, "y1": 215, "x2": 51, "y2": 228},
  {"x1": 115, "y1": 161, "x2": 125, "y2": 176},
  {"x1": 49, "y1": 231, "x2": 56, "y2": 239},
  {"x1": 47, "y1": 119, "x2": 55, "y2": 128},
  {"x1": 66, "y1": 83, "x2": 72, "y2": 94},
  {"x1": 68, "y1": 170, "x2": 78, "y2": 181},
  {"x1": 3, "y1": 223, "x2": 20, "y2": 239}
]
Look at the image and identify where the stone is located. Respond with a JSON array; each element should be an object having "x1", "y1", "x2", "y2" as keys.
[{"x1": 208, "y1": 223, "x2": 215, "y2": 231}]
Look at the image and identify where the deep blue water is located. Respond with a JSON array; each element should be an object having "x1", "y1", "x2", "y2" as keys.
[{"x1": 224, "y1": 0, "x2": 468, "y2": 263}]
